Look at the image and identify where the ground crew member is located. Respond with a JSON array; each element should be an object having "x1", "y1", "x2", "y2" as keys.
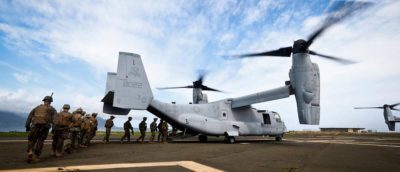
[
  {"x1": 51, "y1": 104, "x2": 72, "y2": 157},
  {"x1": 150, "y1": 118, "x2": 158, "y2": 143},
  {"x1": 25, "y1": 95, "x2": 57, "y2": 163},
  {"x1": 161, "y1": 120, "x2": 169, "y2": 143},
  {"x1": 88, "y1": 113, "x2": 98, "y2": 144},
  {"x1": 136, "y1": 117, "x2": 147, "y2": 143},
  {"x1": 103, "y1": 116, "x2": 115, "y2": 143},
  {"x1": 80, "y1": 114, "x2": 93, "y2": 147},
  {"x1": 69, "y1": 108, "x2": 83, "y2": 150},
  {"x1": 120, "y1": 117, "x2": 134, "y2": 143},
  {"x1": 157, "y1": 119, "x2": 163, "y2": 142}
]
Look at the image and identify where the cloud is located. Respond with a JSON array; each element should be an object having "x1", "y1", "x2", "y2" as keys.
[{"x1": 0, "y1": 0, "x2": 399, "y2": 131}]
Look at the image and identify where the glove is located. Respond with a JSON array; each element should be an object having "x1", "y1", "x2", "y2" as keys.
[{"x1": 25, "y1": 126, "x2": 30, "y2": 132}]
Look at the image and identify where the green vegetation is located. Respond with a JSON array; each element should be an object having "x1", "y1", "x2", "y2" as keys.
[{"x1": 0, "y1": 131, "x2": 29, "y2": 137}]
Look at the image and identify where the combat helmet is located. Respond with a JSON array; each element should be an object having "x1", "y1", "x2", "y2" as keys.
[
  {"x1": 42, "y1": 96, "x2": 53, "y2": 102},
  {"x1": 128, "y1": 117, "x2": 132, "y2": 120},
  {"x1": 76, "y1": 107, "x2": 83, "y2": 113},
  {"x1": 143, "y1": 117, "x2": 147, "y2": 120},
  {"x1": 110, "y1": 115, "x2": 115, "y2": 119},
  {"x1": 63, "y1": 104, "x2": 70, "y2": 109},
  {"x1": 92, "y1": 113, "x2": 98, "y2": 116}
]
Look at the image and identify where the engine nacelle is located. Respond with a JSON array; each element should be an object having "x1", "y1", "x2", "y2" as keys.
[{"x1": 289, "y1": 53, "x2": 320, "y2": 125}]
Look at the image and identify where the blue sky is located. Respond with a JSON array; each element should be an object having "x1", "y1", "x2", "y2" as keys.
[{"x1": 0, "y1": 0, "x2": 399, "y2": 131}]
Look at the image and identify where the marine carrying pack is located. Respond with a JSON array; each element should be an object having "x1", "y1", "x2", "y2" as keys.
[
  {"x1": 32, "y1": 105, "x2": 52, "y2": 124},
  {"x1": 105, "y1": 119, "x2": 113, "y2": 128}
]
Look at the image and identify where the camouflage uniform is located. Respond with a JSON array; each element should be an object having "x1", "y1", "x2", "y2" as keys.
[
  {"x1": 88, "y1": 113, "x2": 98, "y2": 144},
  {"x1": 157, "y1": 120, "x2": 163, "y2": 142},
  {"x1": 161, "y1": 120, "x2": 169, "y2": 143},
  {"x1": 51, "y1": 104, "x2": 72, "y2": 157},
  {"x1": 80, "y1": 114, "x2": 93, "y2": 147},
  {"x1": 103, "y1": 116, "x2": 114, "y2": 143},
  {"x1": 69, "y1": 108, "x2": 83, "y2": 149},
  {"x1": 136, "y1": 117, "x2": 147, "y2": 143},
  {"x1": 25, "y1": 96, "x2": 57, "y2": 162},
  {"x1": 120, "y1": 117, "x2": 133, "y2": 143},
  {"x1": 150, "y1": 118, "x2": 158, "y2": 142}
]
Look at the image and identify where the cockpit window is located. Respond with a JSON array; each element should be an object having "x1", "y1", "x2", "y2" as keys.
[{"x1": 274, "y1": 113, "x2": 282, "y2": 123}]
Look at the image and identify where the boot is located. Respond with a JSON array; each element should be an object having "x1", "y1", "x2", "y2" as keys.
[
  {"x1": 55, "y1": 151, "x2": 63, "y2": 157},
  {"x1": 26, "y1": 150, "x2": 33, "y2": 163}
]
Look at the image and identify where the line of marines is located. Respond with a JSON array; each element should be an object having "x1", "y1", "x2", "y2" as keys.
[{"x1": 25, "y1": 95, "x2": 169, "y2": 163}]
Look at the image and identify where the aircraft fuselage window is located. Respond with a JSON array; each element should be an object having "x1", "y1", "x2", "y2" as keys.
[
  {"x1": 221, "y1": 111, "x2": 227, "y2": 119},
  {"x1": 274, "y1": 113, "x2": 282, "y2": 123},
  {"x1": 263, "y1": 113, "x2": 271, "y2": 124}
]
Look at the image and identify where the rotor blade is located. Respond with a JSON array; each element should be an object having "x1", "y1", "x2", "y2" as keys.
[
  {"x1": 392, "y1": 108, "x2": 400, "y2": 111},
  {"x1": 390, "y1": 103, "x2": 400, "y2": 108},
  {"x1": 229, "y1": 46, "x2": 293, "y2": 58},
  {"x1": 306, "y1": 1, "x2": 373, "y2": 47},
  {"x1": 201, "y1": 85, "x2": 224, "y2": 92},
  {"x1": 309, "y1": 50, "x2": 356, "y2": 65},
  {"x1": 354, "y1": 107, "x2": 383, "y2": 109},
  {"x1": 157, "y1": 85, "x2": 194, "y2": 90}
]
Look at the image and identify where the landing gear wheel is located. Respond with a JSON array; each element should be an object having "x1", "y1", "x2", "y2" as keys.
[
  {"x1": 227, "y1": 136, "x2": 235, "y2": 144},
  {"x1": 275, "y1": 135, "x2": 282, "y2": 142},
  {"x1": 199, "y1": 135, "x2": 208, "y2": 143}
]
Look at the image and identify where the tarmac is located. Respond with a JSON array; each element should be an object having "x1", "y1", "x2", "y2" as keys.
[{"x1": 0, "y1": 134, "x2": 399, "y2": 172}]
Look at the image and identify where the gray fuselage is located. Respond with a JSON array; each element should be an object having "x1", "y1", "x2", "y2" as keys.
[{"x1": 147, "y1": 99, "x2": 286, "y2": 137}]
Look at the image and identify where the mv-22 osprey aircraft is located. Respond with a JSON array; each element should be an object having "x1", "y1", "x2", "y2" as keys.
[
  {"x1": 355, "y1": 103, "x2": 400, "y2": 131},
  {"x1": 101, "y1": 2, "x2": 371, "y2": 143}
]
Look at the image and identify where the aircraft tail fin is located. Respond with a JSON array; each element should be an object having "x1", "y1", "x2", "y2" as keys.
[{"x1": 102, "y1": 52, "x2": 153, "y2": 114}]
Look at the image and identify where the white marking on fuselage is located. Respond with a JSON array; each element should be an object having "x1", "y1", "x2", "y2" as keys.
[{"x1": 0, "y1": 161, "x2": 224, "y2": 172}]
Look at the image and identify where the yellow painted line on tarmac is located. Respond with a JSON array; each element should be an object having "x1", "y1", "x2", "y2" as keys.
[
  {"x1": 0, "y1": 161, "x2": 224, "y2": 172},
  {"x1": 287, "y1": 139, "x2": 400, "y2": 148}
]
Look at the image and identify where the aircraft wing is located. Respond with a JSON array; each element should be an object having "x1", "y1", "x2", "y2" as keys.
[{"x1": 231, "y1": 86, "x2": 292, "y2": 108}]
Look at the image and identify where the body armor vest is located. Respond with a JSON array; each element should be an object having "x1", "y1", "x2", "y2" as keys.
[
  {"x1": 33, "y1": 105, "x2": 52, "y2": 124},
  {"x1": 72, "y1": 113, "x2": 83, "y2": 127},
  {"x1": 57, "y1": 111, "x2": 72, "y2": 126}
]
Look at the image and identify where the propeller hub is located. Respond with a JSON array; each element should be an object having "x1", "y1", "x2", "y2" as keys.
[
  {"x1": 193, "y1": 80, "x2": 202, "y2": 88},
  {"x1": 292, "y1": 39, "x2": 309, "y2": 54}
]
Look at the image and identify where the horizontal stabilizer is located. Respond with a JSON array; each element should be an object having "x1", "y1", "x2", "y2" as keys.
[
  {"x1": 101, "y1": 91, "x2": 114, "y2": 104},
  {"x1": 103, "y1": 102, "x2": 130, "y2": 115}
]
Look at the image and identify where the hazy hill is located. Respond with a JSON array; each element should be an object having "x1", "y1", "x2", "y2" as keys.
[{"x1": 0, "y1": 111, "x2": 27, "y2": 131}]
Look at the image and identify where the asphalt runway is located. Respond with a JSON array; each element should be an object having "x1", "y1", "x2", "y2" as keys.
[{"x1": 0, "y1": 135, "x2": 399, "y2": 172}]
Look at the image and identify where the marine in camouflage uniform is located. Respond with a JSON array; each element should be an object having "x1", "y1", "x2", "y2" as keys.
[
  {"x1": 161, "y1": 120, "x2": 169, "y2": 143},
  {"x1": 120, "y1": 117, "x2": 134, "y2": 143},
  {"x1": 103, "y1": 116, "x2": 115, "y2": 143},
  {"x1": 136, "y1": 117, "x2": 147, "y2": 143},
  {"x1": 80, "y1": 114, "x2": 93, "y2": 147},
  {"x1": 149, "y1": 118, "x2": 158, "y2": 143},
  {"x1": 68, "y1": 108, "x2": 83, "y2": 150},
  {"x1": 25, "y1": 95, "x2": 57, "y2": 162},
  {"x1": 88, "y1": 113, "x2": 98, "y2": 145},
  {"x1": 157, "y1": 119, "x2": 163, "y2": 142},
  {"x1": 51, "y1": 104, "x2": 72, "y2": 157}
]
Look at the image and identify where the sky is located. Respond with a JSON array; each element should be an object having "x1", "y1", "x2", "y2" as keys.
[{"x1": 0, "y1": 0, "x2": 399, "y2": 131}]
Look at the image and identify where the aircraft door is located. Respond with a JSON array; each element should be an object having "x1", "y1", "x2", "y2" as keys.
[{"x1": 262, "y1": 113, "x2": 272, "y2": 134}]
